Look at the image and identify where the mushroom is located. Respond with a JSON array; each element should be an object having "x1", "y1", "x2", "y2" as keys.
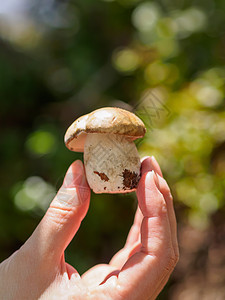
[{"x1": 64, "y1": 107, "x2": 146, "y2": 194}]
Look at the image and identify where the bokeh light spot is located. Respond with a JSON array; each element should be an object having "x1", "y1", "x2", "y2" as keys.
[
  {"x1": 14, "y1": 176, "x2": 56, "y2": 212},
  {"x1": 145, "y1": 61, "x2": 167, "y2": 85},
  {"x1": 199, "y1": 193, "x2": 218, "y2": 214},
  {"x1": 154, "y1": 38, "x2": 180, "y2": 58},
  {"x1": 112, "y1": 48, "x2": 140, "y2": 73},
  {"x1": 26, "y1": 130, "x2": 56, "y2": 156},
  {"x1": 132, "y1": 2, "x2": 161, "y2": 32},
  {"x1": 173, "y1": 7, "x2": 207, "y2": 38},
  {"x1": 14, "y1": 190, "x2": 36, "y2": 211},
  {"x1": 190, "y1": 80, "x2": 223, "y2": 107},
  {"x1": 145, "y1": 62, "x2": 179, "y2": 85}
]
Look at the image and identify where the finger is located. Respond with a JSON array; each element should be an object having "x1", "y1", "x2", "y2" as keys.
[
  {"x1": 142, "y1": 157, "x2": 178, "y2": 258},
  {"x1": 109, "y1": 241, "x2": 141, "y2": 270},
  {"x1": 125, "y1": 156, "x2": 163, "y2": 247},
  {"x1": 124, "y1": 207, "x2": 142, "y2": 248},
  {"x1": 26, "y1": 160, "x2": 90, "y2": 263},
  {"x1": 154, "y1": 173, "x2": 179, "y2": 259},
  {"x1": 137, "y1": 170, "x2": 173, "y2": 256},
  {"x1": 141, "y1": 155, "x2": 163, "y2": 177},
  {"x1": 109, "y1": 209, "x2": 141, "y2": 269},
  {"x1": 110, "y1": 156, "x2": 162, "y2": 269},
  {"x1": 109, "y1": 206, "x2": 143, "y2": 269},
  {"x1": 113, "y1": 171, "x2": 176, "y2": 300}
]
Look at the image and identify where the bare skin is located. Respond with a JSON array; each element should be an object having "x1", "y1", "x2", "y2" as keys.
[{"x1": 0, "y1": 156, "x2": 179, "y2": 300}]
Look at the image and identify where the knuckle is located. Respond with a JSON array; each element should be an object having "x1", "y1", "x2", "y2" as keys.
[
  {"x1": 171, "y1": 255, "x2": 178, "y2": 266},
  {"x1": 158, "y1": 199, "x2": 167, "y2": 217},
  {"x1": 161, "y1": 201, "x2": 168, "y2": 214},
  {"x1": 169, "y1": 251, "x2": 179, "y2": 268},
  {"x1": 164, "y1": 257, "x2": 176, "y2": 272},
  {"x1": 164, "y1": 247, "x2": 179, "y2": 272},
  {"x1": 168, "y1": 191, "x2": 173, "y2": 201},
  {"x1": 173, "y1": 243, "x2": 180, "y2": 263},
  {"x1": 174, "y1": 249, "x2": 180, "y2": 263}
]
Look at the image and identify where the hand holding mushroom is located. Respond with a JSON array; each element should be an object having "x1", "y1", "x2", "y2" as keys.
[{"x1": 0, "y1": 155, "x2": 179, "y2": 299}]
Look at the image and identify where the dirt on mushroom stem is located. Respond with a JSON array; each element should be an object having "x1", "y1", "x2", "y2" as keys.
[{"x1": 122, "y1": 169, "x2": 140, "y2": 189}]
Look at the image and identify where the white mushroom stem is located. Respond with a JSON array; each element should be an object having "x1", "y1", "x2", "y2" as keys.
[{"x1": 84, "y1": 133, "x2": 141, "y2": 194}]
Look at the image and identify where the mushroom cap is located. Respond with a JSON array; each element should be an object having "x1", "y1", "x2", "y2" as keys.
[{"x1": 64, "y1": 107, "x2": 146, "y2": 152}]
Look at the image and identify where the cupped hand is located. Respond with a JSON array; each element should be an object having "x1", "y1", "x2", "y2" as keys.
[{"x1": 0, "y1": 156, "x2": 179, "y2": 300}]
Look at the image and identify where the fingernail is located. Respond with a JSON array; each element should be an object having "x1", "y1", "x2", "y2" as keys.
[
  {"x1": 141, "y1": 156, "x2": 151, "y2": 163},
  {"x1": 63, "y1": 160, "x2": 83, "y2": 188}
]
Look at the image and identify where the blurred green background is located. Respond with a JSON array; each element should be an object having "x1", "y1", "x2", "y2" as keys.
[{"x1": 0, "y1": 0, "x2": 225, "y2": 298}]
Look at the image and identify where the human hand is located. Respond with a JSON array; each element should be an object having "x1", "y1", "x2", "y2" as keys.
[{"x1": 0, "y1": 156, "x2": 179, "y2": 300}]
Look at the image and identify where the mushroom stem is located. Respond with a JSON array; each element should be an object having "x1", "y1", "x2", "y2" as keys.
[{"x1": 84, "y1": 133, "x2": 141, "y2": 193}]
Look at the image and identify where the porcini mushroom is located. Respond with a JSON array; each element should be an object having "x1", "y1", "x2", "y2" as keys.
[{"x1": 64, "y1": 107, "x2": 146, "y2": 194}]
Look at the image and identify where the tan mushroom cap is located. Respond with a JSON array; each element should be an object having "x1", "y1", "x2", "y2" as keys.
[{"x1": 64, "y1": 107, "x2": 146, "y2": 152}]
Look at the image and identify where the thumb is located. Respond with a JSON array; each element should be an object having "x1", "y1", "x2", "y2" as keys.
[{"x1": 27, "y1": 160, "x2": 90, "y2": 262}]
